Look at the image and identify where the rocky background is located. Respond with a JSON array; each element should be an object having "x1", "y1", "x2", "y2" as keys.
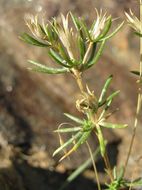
[{"x1": 0, "y1": 0, "x2": 141, "y2": 190}]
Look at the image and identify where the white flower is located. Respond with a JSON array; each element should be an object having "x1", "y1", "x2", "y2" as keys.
[
  {"x1": 125, "y1": 9, "x2": 141, "y2": 34},
  {"x1": 24, "y1": 14, "x2": 48, "y2": 41},
  {"x1": 56, "y1": 13, "x2": 80, "y2": 60},
  {"x1": 90, "y1": 9, "x2": 108, "y2": 40}
]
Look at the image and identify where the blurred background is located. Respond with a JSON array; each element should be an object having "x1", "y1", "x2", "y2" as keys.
[{"x1": 0, "y1": 0, "x2": 141, "y2": 190}]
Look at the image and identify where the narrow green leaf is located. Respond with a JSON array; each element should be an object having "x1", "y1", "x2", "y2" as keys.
[
  {"x1": 28, "y1": 60, "x2": 68, "y2": 74},
  {"x1": 75, "y1": 131, "x2": 91, "y2": 149},
  {"x1": 20, "y1": 33, "x2": 49, "y2": 47},
  {"x1": 95, "y1": 16, "x2": 112, "y2": 41},
  {"x1": 83, "y1": 40, "x2": 106, "y2": 70},
  {"x1": 98, "y1": 75, "x2": 113, "y2": 104},
  {"x1": 49, "y1": 49, "x2": 72, "y2": 68},
  {"x1": 54, "y1": 127, "x2": 81, "y2": 133},
  {"x1": 100, "y1": 122, "x2": 128, "y2": 129},
  {"x1": 53, "y1": 132, "x2": 82, "y2": 156},
  {"x1": 70, "y1": 13, "x2": 86, "y2": 40},
  {"x1": 99, "y1": 21, "x2": 124, "y2": 42},
  {"x1": 131, "y1": 70, "x2": 140, "y2": 76},
  {"x1": 78, "y1": 36, "x2": 86, "y2": 60},
  {"x1": 79, "y1": 19, "x2": 91, "y2": 40},
  {"x1": 70, "y1": 12, "x2": 81, "y2": 31},
  {"x1": 96, "y1": 125, "x2": 106, "y2": 156},
  {"x1": 64, "y1": 113, "x2": 84, "y2": 124},
  {"x1": 106, "y1": 90, "x2": 120, "y2": 102},
  {"x1": 134, "y1": 32, "x2": 142, "y2": 37},
  {"x1": 87, "y1": 42, "x2": 97, "y2": 63},
  {"x1": 102, "y1": 90, "x2": 120, "y2": 110},
  {"x1": 58, "y1": 44, "x2": 73, "y2": 65}
]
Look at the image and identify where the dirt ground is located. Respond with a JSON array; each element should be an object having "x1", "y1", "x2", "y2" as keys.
[{"x1": 0, "y1": 0, "x2": 141, "y2": 189}]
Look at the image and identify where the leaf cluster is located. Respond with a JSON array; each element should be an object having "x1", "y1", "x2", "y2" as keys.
[{"x1": 20, "y1": 12, "x2": 124, "y2": 74}]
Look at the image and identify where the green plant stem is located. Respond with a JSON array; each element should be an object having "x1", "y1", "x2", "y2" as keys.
[
  {"x1": 86, "y1": 141, "x2": 102, "y2": 190},
  {"x1": 124, "y1": 0, "x2": 142, "y2": 175},
  {"x1": 72, "y1": 69, "x2": 114, "y2": 182}
]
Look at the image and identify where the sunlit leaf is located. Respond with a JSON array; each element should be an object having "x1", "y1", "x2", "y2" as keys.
[
  {"x1": 53, "y1": 132, "x2": 82, "y2": 156},
  {"x1": 78, "y1": 36, "x2": 86, "y2": 60},
  {"x1": 28, "y1": 60, "x2": 68, "y2": 74},
  {"x1": 70, "y1": 12, "x2": 81, "y2": 31},
  {"x1": 83, "y1": 40, "x2": 106, "y2": 70},
  {"x1": 49, "y1": 49, "x2": 72, "y2": 68},
  {"x1": 99, "y1": 21, "x2": 124, "y2": 42},
  {"x1": 64, "y1": 113, "x2": 84, "y2": 124},
  {"x1": 96, "y1": 16, "x2": 112, "y2": 41},
  {"x1": 96, "y1": 125, "x2": 106, "y2": 156},
  {"x1": 100, "y1": 122, "x2": 128, "y2": 129},
  {"x1": 54, "y1": 127, "x2": 81, "y2": 133},
  {"x1": 20, "y1": 33, "x2": 50, "y2": 47},
  {"x1": 87, "y1": 43, "x2": 97, "y2": 63},
  {"x1": 98, "y1": 75, "x2": 113, "y2": 104}
]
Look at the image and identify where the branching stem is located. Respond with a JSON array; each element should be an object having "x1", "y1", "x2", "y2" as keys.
[{"x1": 73, "y1": 69, "x2": 114, "y2": 182}]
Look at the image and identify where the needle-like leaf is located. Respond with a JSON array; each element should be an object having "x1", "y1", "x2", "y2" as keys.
[
  {"x1": 83, "y1": 40, "x2": 106, "y2": 70},
  {"x1": 20, "y1": 33, "x2": 50, "y2": 47},
  {"x1": 49, "y1": 49, "x2": 72, "y2": 68},
  {"x1": 100, "y1": 122, "x2": 128, "y2": 129},
  {"x1": 131, "y1": 70, "x2": 140, "y2": 76},
  {"x1": 98, "y1": 21, "x2": 124, "y2": 42},
  {"x1": 64, "y1": 113, "x2": 84, "y2": 124},
  {"x1": 53, "y1": 132, "x2": 82, "y2": 156},
  {"x1": 98, "y1": 75, "x2": 113, "y2": 104},
  {"x1": 54, "y1": 127, "x2": 81, "y2": 133},
  {"x1": 95, "y1": 16, "x2": 112, "y2": 41},
  {"x1": 28, "y1": 60, "x2": 69, "y2": 74}
]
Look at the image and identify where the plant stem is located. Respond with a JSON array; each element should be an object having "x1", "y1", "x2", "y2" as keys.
[
  {"x1": 124, "y1": 0, "x2": 142, "y2": 175},
  {"x1": 73, "y1": 69, "x2": 114, "y2": 182},
  {"x1": 86, "y1": 141, "x2": 102, "y2": 190},
  {"x1": 72, "y1": 69, "x2": 85, "y2": 93}
]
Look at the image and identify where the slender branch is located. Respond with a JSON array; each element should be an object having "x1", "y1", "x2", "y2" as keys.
[
  {"x1": 72, "y1": 69, "x2": 85, "y2": 93},
  {"x1": 124, "y1": 0, "x2": 142, "y2": 175},
  {"x1": 86, "y1": 141, "x2": 102, "y2": 190}
]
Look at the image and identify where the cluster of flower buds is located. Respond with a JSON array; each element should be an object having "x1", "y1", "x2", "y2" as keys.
[
  {"x1": 21, "y1": 10, "x2": 124, "y2": 75},
  {"x1": 125, "y1": 9, "x2": 142, "y2": 37}
]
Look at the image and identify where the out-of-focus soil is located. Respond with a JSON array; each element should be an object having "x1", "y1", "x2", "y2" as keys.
[{"x1": 0, "y1": 0, "x2": 141, "y2": 189}]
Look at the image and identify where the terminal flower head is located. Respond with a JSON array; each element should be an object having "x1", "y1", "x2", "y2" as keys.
[
  {"x1": 125, "y1": 9, "x2": 142, "y2": 36},
  {"x1": 90, "y1": 9, "x2": 111, "y2": 41},
  {"x1": 55, "y1": 13, "x2": 80, "y2": 60},
  {"x1": 24, "y1": 14, "x2": 48, "y2": 40}
]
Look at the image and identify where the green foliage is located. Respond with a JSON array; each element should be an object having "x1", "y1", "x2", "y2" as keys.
[
  {"x1": 21, "y1": 11, "x2": 124, "y2": 73},
  {"x1": 21, "y1": 9, "x2": 140, "y2": 190},
  {"x1": 28, "y1": 60, "x2": 69, "y2": 74},
  {"x1": 20, "y1": 33, "x2": 50, "y2": 47},
  {"x1": 106, "y1": 167, "x2": 142, "y2": 190}
]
